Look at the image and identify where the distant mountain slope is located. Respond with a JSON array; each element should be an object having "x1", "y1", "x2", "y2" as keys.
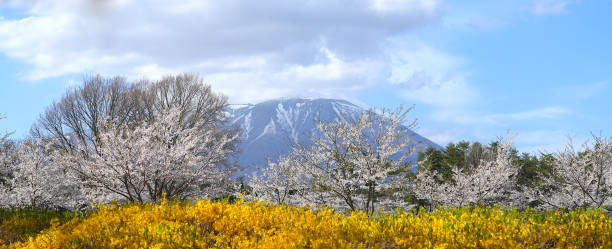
[{"x1": 228, "y1": 98, "x2": 442, "y2": 176}]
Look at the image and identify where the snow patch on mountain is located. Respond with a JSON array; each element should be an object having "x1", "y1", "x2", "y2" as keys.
[{"x1": 253, "y1": 119, "x2": 277, "y2": 143}]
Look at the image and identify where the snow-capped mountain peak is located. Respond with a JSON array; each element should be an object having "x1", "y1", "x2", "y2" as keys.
[{"x1": 228, "y1": 98, "x2": 440, "y2": 176}]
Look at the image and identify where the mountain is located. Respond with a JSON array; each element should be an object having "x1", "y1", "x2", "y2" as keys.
[{"x1": 228, "y1": 98, "x2": 442, "y2": 176}]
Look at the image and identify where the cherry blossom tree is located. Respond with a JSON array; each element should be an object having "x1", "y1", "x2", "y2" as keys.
[
  {"x1": 524, "y1": 135, "x2": 612, "y2": 210},
  {"x1": 0, "y1": 114, "x2": 14, "y2": 191},
  {"x1": 61, "y1": 108, "x2": 238, "y2": 203},
  {"x1": 413, "y1": 134, "x2": 518, "y2": 208},
  {"x1": 270, "y1": 107, "x2": 418, "y2": 214},
  {"x1": 0, "y1": 139, "x2": 82, "y2": 209},
  {"x1": 30, "y1": 74, "x2": 237, "y2": 166},
  {"x1": 246, "y1": 154, "x2": 313, "y2": 206},
  {"x1": 26, "y1": 74, "x2": 239, "y2": 204}
]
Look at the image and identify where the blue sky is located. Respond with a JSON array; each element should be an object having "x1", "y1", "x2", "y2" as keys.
[{"x1": 0, "y1": 0, "x2": 610, "y2": 153}]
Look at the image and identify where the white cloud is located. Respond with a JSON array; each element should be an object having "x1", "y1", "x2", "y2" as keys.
[
  {"x1": 0, "y1": 0, "x2": 442, "y2": 103},
  {"x1": 378, "y1": 38, "x2": 575, "y2": 152},
  {"x1": 512, "y1": 129, "x2": 575, "y2": 153},
  {"x1": 380, "y1": 40, "x2": 484, "y2": 139},
  {"x1": 386, "y1": 42, "x2": 477, "y2": 107},
  {"x1": 371, "y1": 0, "x2": 439, "y2": 14},
  {"x1": 435, "y1": 106, "x2": 570, "y2": 127},
  {"x1": 463, "y1": 17, "x2": 506, "y2": 30},
  {"x1": 484, "y1": 106, "x2": 571, "y2": 123},
  {"x1": 417, "y1": 127, "x2": 466, "y2": 146},
  {"x1": 530, "y1": 0, "x2": 574, "y2": 16},
  {"x1": 119, "y1": 47, "x2": 385, "y2": 104}
]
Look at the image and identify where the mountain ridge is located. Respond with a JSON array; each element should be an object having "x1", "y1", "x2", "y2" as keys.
[{"x1": 228, "y1": 98, "x2": 442, "y2": 176}]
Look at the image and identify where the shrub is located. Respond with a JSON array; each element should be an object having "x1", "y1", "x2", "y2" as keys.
[
  {"x1": 2, "y1": 200, "x2": 610, "y2": 248},
  {"x1": 0, "y1": 208, "x2": 77, "y2": 245}
]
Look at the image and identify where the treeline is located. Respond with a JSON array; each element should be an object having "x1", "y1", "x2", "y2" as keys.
[
  {"x1": 0, "y1": 74, "x2": 611, "y2": 214},
  {"x1": 413, "y1": 140, "x2": 556, "y2": 208},
  {"x1": 417, "y1": 140, "x2": 556, "y2": 190}
]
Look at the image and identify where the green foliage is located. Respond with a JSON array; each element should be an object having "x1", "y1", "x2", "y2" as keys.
[
  {"x1": 417, "y1": 147, "x2": 451, "y2": 182},
  {"x1": 514, "y1": 152, "x2": 556, "y2": 187},
  {"x1": 0, "y1": 208, "x2": 78, "y2": 245},
  {"x1": 418, "y1": 140, "x2": 554, "y2": 188}
]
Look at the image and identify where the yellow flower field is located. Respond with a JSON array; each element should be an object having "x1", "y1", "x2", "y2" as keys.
[{"x1": 1, "y1": 200, "x2": 611, "y2": 249}]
